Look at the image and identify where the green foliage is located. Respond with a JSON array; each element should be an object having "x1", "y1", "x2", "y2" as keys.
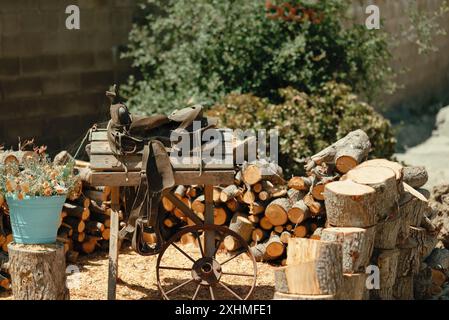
[
  {"x1": 208, "y1": 82, "x2": 396, "y2": 176},
  {"x1": 122, "y1": 0, "x2": 392, "y2": 114}
]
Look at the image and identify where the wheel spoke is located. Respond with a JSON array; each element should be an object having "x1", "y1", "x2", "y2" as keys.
[
  {"x1": 222, "y1": 272, "x2": 254, "y2": 277},
  {"x1": 159, "y1": 266, "x2": 192, "y2": 272},
  {"x1": 209, "y1": 285, "x2": 216, "y2": 300},
  {"x1": 195, "y1": 230, "x2": 205, "y2": 258},
  {"x1": 172, "y1": 242, "x2": 196, "y2": 263},
  {"x1": 220, "y1": 249, "x2": 245, "y2": 266},
  {"x1": 213, "y1": 235, "x2": 225, "y2": 258},
  {"x1": 192, "y1": 284, "x2": 201, "y2": 300},
  {"x1": 218, "y1": 282, "x2": 243, "y2": 300},
  {"x1": 165, "y1": 278, "x2": 195, "y2": 296}
]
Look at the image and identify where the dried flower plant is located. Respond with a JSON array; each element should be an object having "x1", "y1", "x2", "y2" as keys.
[{"x1": 0, "y1": 154, "x2": 79, "y2": 200}]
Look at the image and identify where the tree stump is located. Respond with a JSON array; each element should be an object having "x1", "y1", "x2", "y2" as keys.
[
  {"x1": 321, "y1": 227, "x2": 375, "y2": 273},
  {"x1": 8, "y1": 242, "x2": 69, "y2": 300},
  {"x1": 324, "y1": 180, "x2": 378, "y2": 227},
  {"x1": 371, "y1": 249, "x2": 400, "y2": 289},
  {"x1": 338, "y1": 273, "x2": 368, "y2": 300}
]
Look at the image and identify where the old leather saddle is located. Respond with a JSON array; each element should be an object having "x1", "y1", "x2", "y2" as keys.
[{"x1": 107, "y1": 91, "x2": 215, "y2": 256}]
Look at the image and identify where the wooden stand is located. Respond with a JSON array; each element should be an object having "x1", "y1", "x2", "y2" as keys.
[{"x1": 8, "y1": 242, "x2": 69, "y2": 300}]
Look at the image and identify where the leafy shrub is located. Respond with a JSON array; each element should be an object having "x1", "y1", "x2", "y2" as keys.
[
  {"x1": 208, "y1": 82, "x2": 396, "y2": 176},
  {"x1": 122, "y1": 0, "x2": 392, "y2": 114}
]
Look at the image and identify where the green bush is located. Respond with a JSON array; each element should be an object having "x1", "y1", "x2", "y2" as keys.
[
  {"x1": 208, "y1": 82, "x2": 396, "y2": 176},
  {"x1": 122, "y1": 0, "x2": 392, "y2": 114}
]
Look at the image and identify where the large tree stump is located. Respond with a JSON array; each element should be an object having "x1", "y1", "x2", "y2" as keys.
[
  {"x1": 285, "y1": 238, "x2": 343, "y2": 295},
  {"x1": 371, "y1": 249, "x2": 400, "y2": 289},
  {"x1": 397, "y1": 241, "x2": 420, "y2": 278},
  {"x1": 324, "y1": 180, "x2": 378, "y2": 227},
  {"x1": 356, "y1": 159, "x2": 404, "y2": 194},
  {"x1": 374, "y1": 216, "x2": 402, "y2": 249},
  {"x1": 8, "y1": 243, "x2": 69, "y2": 300},
  {"x1": 345, "y1": 166, "x2": 399, "y2": 221},
  {"x1": 338, "y1": 273, "x2": 368, "y2": 300},
  {"x1": 393, "y1": 275, "x2": 414, "y2": 300},
  {"x1": 321, "y1": 227, "x2": 375, "y2": 273},
  {"x1": 397, "y1": 183, "x2": 430, "y2": 245}
]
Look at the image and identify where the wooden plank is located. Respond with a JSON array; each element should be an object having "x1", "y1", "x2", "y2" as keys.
[
  {"x1": 91, "y1": 131, "x2": 108, "y2": 141},
  {"x1": 89, "y1": 154, "x2": 142, "y2": 172},
  {"x1": 107, "y1": 187, "x2": 120, "y2": 301},
  {"x1": 90, "y1": 154, "x2": 233, "y2": 171},
  {"x1": 88, "y1": 170, "x2": 235, "y2": 187}
]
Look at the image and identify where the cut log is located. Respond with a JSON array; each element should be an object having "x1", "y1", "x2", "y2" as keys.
[
  {"x1": 242, "y1": 189, "x2": 256, "y2": 205},
  {"x1": 357, "y1": 159, "x2": 404, "y2": 194},
  {"x1": 409, "y1": 226, "x2": 437, "y2": 261},
  {"x1": 252, "y1": 228, "x2": 268, "y2": 242},
  {"x1": 87, "y1": 211, "x2": 111, "y2": 228},
  {"x1": 345, "y1": 166, "x2": 399, "y2": 221},
  {"x1": 173, "y1": 197, "x2": 191, "y2": 220},
  {"x1": 8, "y1": 243, "x2": 69, "y2": 300},
  {"x1": 161, "y1": 196, "x2": 175, "y2": 212},
  {"x1": 273, "y1": 292, "x2": 335, "y2": 300},
  {"x1": 396, "y1": 242, "x2": 420, "y2": 277},
  {"x1": 303, "y1": 194, "x2": 322, "y2": 216},
  {"x1": 242, "y1": 161, "x2": 284, "y2": 186},
  {"x1": 374, "y1": 216, "x2": 402, "y2": 249},
  {"x1": 287, "y1": 200, "x2": 310, "y2": 224},
  {"x1": 288, "y1": 176, "x2": 313, "y2": 191},
  {"x1": 62, "y1": 203, "x2": 90, "y2": 221},
  {"x1": 285, "y1": 238, "x2": 343, "y2": 295},
  {"x1": 324, "y1": 180, "x2": 377, "y2": 228},
  {"x1": 180, "y1": 233, "x2": 196, "y2": 245},
  {"x1": 292, "y1": 224, "x2": 308, "y2": 238},
  {"x1": 225, "y1": 198, "x2": 240, "y2": 212},
  {"x1": 265, "y1": 198, "x2": 291, "y2": 226},
  {"x1": 213, "y1": 207, "x2": 228, "y2": 226},
  {"x1": 68, "y1": 194, "x2": 91, "y2": 209},
  {"x1": 371, "y1": 249, "x2": 400, "y2": 288},
  {"x1": 249, "y1": 201, "x2": 265, "y2": 215},
  {"x1": 72, "y1": 232, "x2": 85, "y2": 243},
  {"x1": 397, "y1": 183, "x2": 430, "y2": 245},
  {"x1": 191, "y1": 195, "x2": 205, "y2": 214},
  {"x1": 338, "y1": 273, "x2": 368, "y2": 300},
  {"x1": 247, "y1": 214, "x2": 259, "y2": 224},
  {"x1": 220, "y1": 185, "x2": 242, "y2": 202},
  {"x1": 305, "y1": 130, "x2": 371, "y2": 174},
  {"x1": 403, "y1": 166, "x2": 428, "y2": 189},
  {"x1": 223, "y1": 213, "x2": 253, "y2": 251},
  {"x1": 62, "y1": 217, "x2": 85, "y2": 233},
  {"x1": 279, "y1": 231, "x2": 292, "y2": 244},
  {"x1": 321, "y1": 227, "x2": 375, "y2": 273},
  {"x1": 274, "y1": 225, "x2": 284, "y2": 234},
  {"x1": 259, "y1": 216, "x2": 273, "y2": 231},
  {"x1": 265, "y1": 235, "x2": 285, "y2": 259},
  {"x1": 393, "y1": 275, "x2": 414, "y2": 300},
  {"x1": 85, "y1": 220, "x2": 105, "y2": 233}
]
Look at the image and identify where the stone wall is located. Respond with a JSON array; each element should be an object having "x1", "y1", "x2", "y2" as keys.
[{"x1": 0, "y1": 0, "x2": 135, "y2": 151}]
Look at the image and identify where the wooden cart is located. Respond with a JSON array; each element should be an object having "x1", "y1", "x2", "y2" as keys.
[{"x1": 83, "y1": 127, "x2": 258, "y2": 300}]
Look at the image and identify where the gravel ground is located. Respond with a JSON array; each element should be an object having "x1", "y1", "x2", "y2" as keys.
[{"x1": 0, "y1": 244, "x2": 276, "y2": 300}]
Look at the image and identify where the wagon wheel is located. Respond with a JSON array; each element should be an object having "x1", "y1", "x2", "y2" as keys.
[{"x1": 156, "y1": 224, "x2": 257, "y2": 300}]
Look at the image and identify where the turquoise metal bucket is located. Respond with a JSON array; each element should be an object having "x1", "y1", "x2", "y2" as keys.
[{"x1": 6, "y1": 195, "x2": 67, "y2": 244}]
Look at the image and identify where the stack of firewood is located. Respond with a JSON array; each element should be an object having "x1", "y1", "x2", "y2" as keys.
[
  {"x1": 57, "y1": 184, "x2": 123, "y2": 263},
  {"x1": 265, "y1": 130, "x2": 440, "y2": 300}
]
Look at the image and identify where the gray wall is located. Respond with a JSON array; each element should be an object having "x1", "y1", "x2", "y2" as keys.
[{"x1": 0, "y1": 0, "x2": 135, "y2": 151}]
